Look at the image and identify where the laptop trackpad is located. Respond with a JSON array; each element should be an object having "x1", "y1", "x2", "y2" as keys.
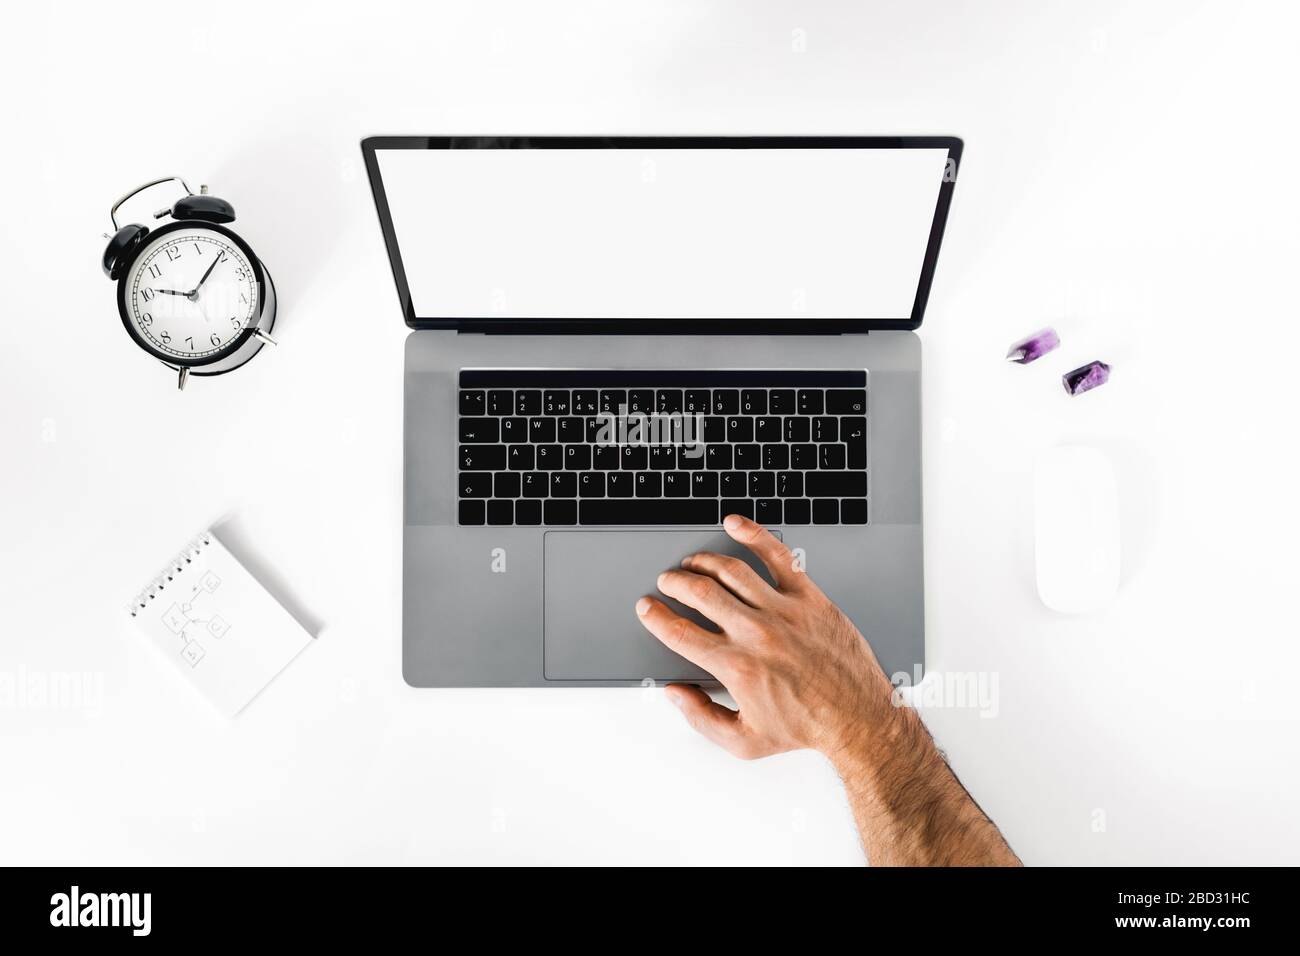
[{"x1": 543, "y1": 530, "x2": 781, "y2": 682}]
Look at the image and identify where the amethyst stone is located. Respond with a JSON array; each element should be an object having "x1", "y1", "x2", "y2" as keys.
[
  {"x1": 1062, "y1": 360, "x2": 1111, "y2": 396},
  {"x1": 1006, "y1": 327, "x2": 1060, "y2": 364}
]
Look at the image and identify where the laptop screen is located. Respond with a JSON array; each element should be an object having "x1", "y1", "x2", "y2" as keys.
[{"x1": 367, "y1": 139, "x2": 958, "y2": 328}]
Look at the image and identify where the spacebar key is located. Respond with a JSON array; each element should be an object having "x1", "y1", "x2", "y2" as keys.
[{"x1": 579, "y1": 500, "x2": 719, "y2": 525}]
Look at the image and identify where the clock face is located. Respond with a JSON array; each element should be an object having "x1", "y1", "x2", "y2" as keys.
[{"x1": 121, "y1": 226, "x2": 260, "y2": 363}]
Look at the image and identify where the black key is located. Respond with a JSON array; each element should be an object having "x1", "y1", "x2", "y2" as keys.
[
  {"x1": 486, "y1": 390, "x2": 513, "y2": 416},
  {"x1": 579, "y1": 473, "x2": 605, "y2": 497},
  {"x1": 843, "y1": 417, "x2": 867, "y2": 469},
  {"x1": 564, "y1": 444, "x2": 591, "y2": 470},
  {"x1": 515, "y1": 499, "x2": 542, "y2": 525},
  {"x1": 460, "y1": 445, "x2": 505, "y2": 471},
  {"x1": 762, "y1": 444, "x2": 789, "y2": 470},
  {"x1": 500, "y1": 416, "x2": 527, "y2": 442},
  {"x1": 599, "y1": 389, "x2": 626, "y2": 414},
  {"x1": 460, "y1": 472, "x2": 492, "y2": 498},
  {"x1": 797, "y1": 390, "x2": 824, "y2": 414},
  {"x1": 536, "y1": 444, "x2": 563, "y2": 471},
  {"x1": 627, "y1": 390, "x2": 654, "y2": 414},
  {"x1": 783, "y1": 417, "x2": 810, "y2": 442},
  {"x1": 703, "y1": 417, "x2": 727, "y2": 443},
  {"x1": 769, "y1": 389, "x2": 796, "y2": 414},
  {"x1": 550, "y1": 472, "x2": 577, "y2": 497},
  {"x1": 515, "y1": 390, "x2": 542, "y2": 415},
  {"x1": 754, "y1": 498, "x2": 782, "y2": 525},
  {"x1": 529, "y1": 417, "x2": 556, "y2": 443},
  {"x1": 705, "y1": 445, "x2": 732, "y2": 470},
  {"x1": 691, "y1": 472, "x2": 718, "y2": 497},
  {"x1": 719, "y1": 471, "x2": 745, "y2": 497},
  {"x1": 749, "y1": 472, "x2": 775, "y2": 498},
  {"x1": 727, "y1": 417, "x2": 753, "y2": 442},
  {"x1": 740, "y1": 390, "x2": 767, "y2": 415},
  {"x1": 656, "y1": 389, "x2": 683, "y2": 414},
  {"x1": 712, "y1": 390, "x2": 739, "y2": 414},
  {"x1": 841, "y1": 499, "x2": 869, "y2": 524},
  {"x1": 734, "y1": 444, "x2": 761, "y2": 470},
  {"x1": 813, "y1": 499, "x2": 839, "y2": 524},
  {"x1": 494, "y1": 472, "x2": 521, "y2": 498},
  {"x1": 459, "y1": 417, "x2": 499, "y2": 443},
  {"x1": 545, "y1": 500, "x2": 577, "y2": 525},
  {"x1": 459, "y1": 500, "x2": 485, "y2": 525},
  {"x1": 522, "y1": 472, "x2": 548, "y2": 498},
  {"x1": 580, "y1": 500, "x2": 719, "y2": 525},
  {"x1": 543, "y1": 390, "x2": 571, "y2": 415},
  {"x1": 784, "y1": 499, "x2": 811, "y2": 524},
  {"x1": 648, "y1": 446, "x2": 676, "y2": 470},
  {"x1": 813, "y1": 417, "x2": 838, "y2": 443},
  {"x1": 572, "y1": 390, "x2": 599, "y2": 414},
  {"x1": 620, "y1": 446, "x2": 648, "y2": 470},
  {"x1": 755, "y1": 417, "x2": 781, "y2": 442},
  {"x1": 819, "y1": 444, "x2": 846, "y2": 469},
  {"x1": 684, "y1": 390, "x2": 711, "y2": 414},
  {"x1": 806, "y1": 472, "x2": 867, "y2": 497},
  {"x1": 791, "y1": 444, "x2": 817, "y2": 469},
  {"x1": 720, "y1": 498, "x2": 753, "y2": 520},
  {"x1": 593, "y1": 445, "x2": 620, "y2": 470},
  {"x1": 487, "y1": 500, "x2": 513, "y2": 525},
  {"x1": 458, "y1": 389, "x2": 486, "y2": 415},
  {"x1": 678, "y1": 445, "x2": 705, "y2": 470},
  {"x1": 663, "y1": 472, "x2": 690, "y2": 498},
  {"x1": 585, "y1": 417, "x2": 607, "y2": 443},
  {"x1": 777, "y1": 471, "x2": 803, "y2": 497},
  {"x1": 556, "y1": 417, "x2": 584, "y2": 443},
  {"x1": 606, "y1": 472, "x2": 634, "y2": 498},
  {"x1": 636, "y1": 473, "x2": 662, "y2": 497},
  {"x1": 826, "y1": 389, "x2": 867, "y2": 415},
  {"x1": 507, "y1": 445, "x2": 534, "y2": 470}
]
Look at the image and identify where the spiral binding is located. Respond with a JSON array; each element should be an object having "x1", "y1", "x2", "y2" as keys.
[{"x1": 126, "y1": 532, "x2": 213, "y2": 617}]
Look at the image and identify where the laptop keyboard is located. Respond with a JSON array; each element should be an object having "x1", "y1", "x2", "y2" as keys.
[{"x1": 456, "y1": 370, "x2": 868, "y2": 526}]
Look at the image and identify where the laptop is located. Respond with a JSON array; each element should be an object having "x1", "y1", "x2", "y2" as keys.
[{"x1": 361, "y1": 136, "x2": 961, "y2": 687}]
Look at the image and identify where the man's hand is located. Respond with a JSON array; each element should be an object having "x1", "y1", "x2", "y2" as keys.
[
  {"x1": 635, "y1": 513, "x2": 1021, "y2": 866},
  {"x1": 634, "y1": 513, "x2": 892, "y2": 761}
]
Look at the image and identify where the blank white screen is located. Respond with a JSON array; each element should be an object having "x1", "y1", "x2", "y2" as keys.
[{"x1": 376, "y1": 146, "x2": 949, "y2": 320}]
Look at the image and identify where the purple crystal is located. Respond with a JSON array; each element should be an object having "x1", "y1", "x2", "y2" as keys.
[
  {"x1": 1062, "y1": 360, "x2": 1111, "y2": 396},
  {"x1": 1006, "y1": 327, "x2": 1061, "y2": 364}
]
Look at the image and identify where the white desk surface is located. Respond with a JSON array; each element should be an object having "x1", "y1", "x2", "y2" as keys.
[{"x1": 2, "y1": 0, "x2": 1297, "y2": 865}]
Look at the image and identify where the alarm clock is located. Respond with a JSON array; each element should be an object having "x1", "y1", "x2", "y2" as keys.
[{"x1": 102, "y1": 177, "x2": 277, "y2": 389}]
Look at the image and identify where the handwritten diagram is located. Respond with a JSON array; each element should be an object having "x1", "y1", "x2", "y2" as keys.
[{"x1": 160, "y1": 570, "x2": 230, "y2": 667}]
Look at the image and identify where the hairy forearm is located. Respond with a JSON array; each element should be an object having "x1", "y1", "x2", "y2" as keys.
[{"x1": 828, "y1": 687, "x2": 1021, "y2": 867}]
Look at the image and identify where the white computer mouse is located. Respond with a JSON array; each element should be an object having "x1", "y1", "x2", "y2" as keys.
[{"x1": 1034, "y1": 446, "x2": 1121, "y2": 613}]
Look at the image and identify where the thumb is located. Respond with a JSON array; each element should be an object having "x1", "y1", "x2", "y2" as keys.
[{"x1": 665, "y1": 684, "x2": 769, "y2": 760}]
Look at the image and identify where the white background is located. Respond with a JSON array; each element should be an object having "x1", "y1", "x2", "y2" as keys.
[{"x1": 2, "y1": 0, "x2": 1297, "y2": 866}]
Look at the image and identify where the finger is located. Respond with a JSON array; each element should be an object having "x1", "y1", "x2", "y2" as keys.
[
  {"x1": 657, "y1": 568, "x2": 753, "y2": 631},
  {"x1": 635, "y1": 596, "x2": 726, "y2": 671},
  {"x1": 681, "y1": 550, "x2": 776, "y2": 608},
  {"x1": 722, "y1": 513, "x2": 805, "y2": 590},
  {"x1": 664, "y1": 684, "x2": 771, "y2": 759}
]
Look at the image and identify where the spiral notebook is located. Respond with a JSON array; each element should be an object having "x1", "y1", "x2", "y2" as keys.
[{"x1": 127, "y1": 531, "x2": 313, "y2": 716}]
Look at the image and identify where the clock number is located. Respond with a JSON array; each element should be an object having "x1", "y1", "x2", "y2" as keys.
[
  {"x1": 230, "y1": 317, "x2": 241, "y2": 330},
  {"x1": 194, "y1": 242, "x2": 203, "y2": 255},
  {"x1": 165, "y1": 246, "x2": 183, "y2": 262},
  {"x1": 140, "y1": 288, "x2": 156, "y2": 302},
  {"x1": 210, "y1": 333, "x2": 222, "y2": 347},
  {"x1": 160, "y1": 330, "x2": 171, "y2": 345},
  {"x1": 140, "y1": 312, "x2": 153, "y2": 327},
  {"x1": 216, "y1": 250, "x2": 228, "y2": 265},
  {"x1": 185, "y1": 337, "x2": 194, "y2": 350},
  {"x1": 147, "y1": 263, "x2": 163, "y2": 279}
]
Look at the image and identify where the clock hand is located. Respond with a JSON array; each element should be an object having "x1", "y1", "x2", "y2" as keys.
[
  {"x1": 155, "y1": 289, "x2": 190, "y2": 296},
  {"x1": 188, "y1": 253, "x2": 223, "y2": 297}
]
